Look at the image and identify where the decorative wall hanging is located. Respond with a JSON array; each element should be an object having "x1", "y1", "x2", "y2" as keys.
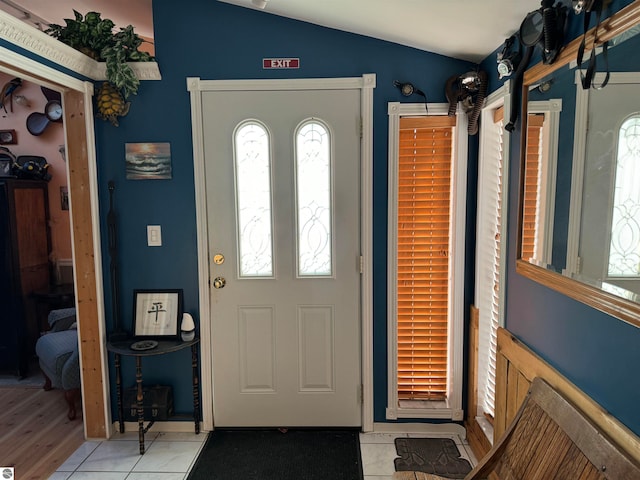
[
  {"x1": 444, "y1": 70, "x2": 487, "y2": 135},
  {"x1": 0, "y1": 129, "x2": 17, "y2": 145},
  {"x1": 132, "y1": 289, "x2": 183, "y2": 339},
  {"x1": 0, "y1": 77, "x2": 22, "y2": 114},
  {"x1": 26, "y1": 86, "x2": 63, "y2": 136},
  {"x1": 125, "y1": 142, "x2": 172, "y2": 180},
  {"x1": 393, "y1": 80, "x2": 428, "y2": 111}
]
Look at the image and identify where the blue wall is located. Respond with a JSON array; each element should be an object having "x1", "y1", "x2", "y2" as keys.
[
  {"x1": 94, "y1": 0, "x2": 474, "y2": 418},
  {"x1": 480, "y1": 0, "x2": 640, "y2": 436},
  {"x1": 8, "y1": 0, "x2": 637, "y2": 435}
]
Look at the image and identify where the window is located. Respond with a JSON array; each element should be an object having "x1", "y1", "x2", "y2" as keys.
[
  {"x1": 521, "y1": 114, "x2": 544, "y2": 263},
  {"x1": 476, "y1": 106, "x2": 506, "y2": 421},
  {"x1": 396, "y1": 116, "x2": 454, "y2": 401},
  {"x1": 608, "y1": 115, "x2": 640, "y2": 277},
  {"x1": 387, "y1": 103, "x2": 466, "y2": 421},
  {"x1": 234, "y1": 121, "x2": 274, "y2": 277},
  {"x1": 295, "y1": 120, "x2": 333, "y2": 277},
  {"x1": 519, "y1": 100, "x2": 562, "y2": 268}
]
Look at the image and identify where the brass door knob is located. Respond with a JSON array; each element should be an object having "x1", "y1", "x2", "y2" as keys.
[{"x1": 213, "y1": 276, "x2": 226, "y2": 289}]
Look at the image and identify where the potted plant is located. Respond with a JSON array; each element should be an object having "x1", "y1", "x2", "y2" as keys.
[{"x1": 46, "y1": 10, "x2": 154, "y2": 125}]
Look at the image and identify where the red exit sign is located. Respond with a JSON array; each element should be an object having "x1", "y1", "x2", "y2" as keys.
[{"x1": 263, "y1": 58, "x2": 300, "y2": 69}]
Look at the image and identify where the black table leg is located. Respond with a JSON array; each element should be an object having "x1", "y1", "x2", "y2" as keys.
[
  {"x1": 115, "y1": 353, "x2": 124, "y2": 434},
  {"x1": 191, "y1": 343, "x2": 200, "y2": 434},
  {"x1": 136, "y1": 356, "x2": 145, "y2": 454}
]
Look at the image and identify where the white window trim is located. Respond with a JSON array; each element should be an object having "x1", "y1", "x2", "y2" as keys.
[
  {"x1": 527, "y1": 99, "x2": 562, "y2": 268},
  {"x1": 386, "y1": 102, "x2": 467, "y2": 421}
]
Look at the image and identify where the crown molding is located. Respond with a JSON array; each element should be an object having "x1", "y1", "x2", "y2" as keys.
[
  {"x1": 94, "y1": 61, "x2": 161, "y2": 81},
  {"x1": 0, "y1": 9, "x2": 160, "y2": 82}
]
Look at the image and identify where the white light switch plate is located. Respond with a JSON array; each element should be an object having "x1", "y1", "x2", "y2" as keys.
[{"x1": 147, "y1": 225, "x2": 162, "y2": 246}]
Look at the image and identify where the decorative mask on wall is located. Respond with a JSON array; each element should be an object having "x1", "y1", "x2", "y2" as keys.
[
  {"x1": 505, "y1": 0, "x2": 569, "y2": 132},
  {"x1": 497, "y1": 34, "x2": 522, "y2": 79},
  {"x1": 444, "y1": 70, "x2": 488, "y2": 135}
]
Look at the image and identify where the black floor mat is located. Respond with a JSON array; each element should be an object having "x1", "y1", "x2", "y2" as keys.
[
  {"x1": 394, "y1": 437, "x2": 472, "y2": 479},
  {"x1": 187, "y1": 429, "x2": 363, "y2": 480}
]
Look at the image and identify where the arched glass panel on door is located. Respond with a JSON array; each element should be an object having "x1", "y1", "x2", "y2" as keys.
[
  {"x1": 608, "y1": 115, "x2": 640, "y2": 277},
  {"x1": 295, "y1": 120, "x2": 333, "y2": 277},
  {"x1": 234, "y1": 121, "x2": 274, "y2": 277}
]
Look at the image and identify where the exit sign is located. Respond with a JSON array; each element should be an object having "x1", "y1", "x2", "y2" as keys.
[{"x1": 263, "y1": 58, "x2": 300, "y2": 69}]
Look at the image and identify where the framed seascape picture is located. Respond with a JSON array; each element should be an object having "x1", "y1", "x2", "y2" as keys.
[
  {"x1": 125, "y1": 142, "x2": 172, "y2": 180},
  {"x1": 132, "y1": 289, "x2": 183, "y2": 339}
]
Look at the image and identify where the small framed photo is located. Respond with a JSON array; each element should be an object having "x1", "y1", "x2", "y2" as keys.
[
  {"x1": 126, "y1": 142, "x2": 172, "y2": 180},
  {"x1": 132, "y1": 289, "x2": 183, "y2": 339}
]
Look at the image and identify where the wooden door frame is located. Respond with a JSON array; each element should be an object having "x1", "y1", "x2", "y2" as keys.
[
  {"x1": 0, "y1": 47, "x2": 110, "y2": 439},
  {"x1": 187, "y1": 75, "x2": 376, "y2": 431}
]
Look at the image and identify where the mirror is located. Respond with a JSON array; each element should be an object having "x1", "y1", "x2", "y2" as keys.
[{"x1": 516, "y1": 1, "x2": 640, "y2": 328}]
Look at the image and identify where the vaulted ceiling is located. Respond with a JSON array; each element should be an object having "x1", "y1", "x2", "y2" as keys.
[{"x1": 0, "y1": 0, "x2": 544, "y2": 62}]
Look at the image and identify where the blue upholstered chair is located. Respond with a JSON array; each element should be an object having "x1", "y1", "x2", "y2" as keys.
[{"x1": 34, "y1": 308, "x2": 81, "y2": 420}]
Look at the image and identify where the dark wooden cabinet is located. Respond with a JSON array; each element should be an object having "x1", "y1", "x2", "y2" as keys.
[{"x1": 0, "y1": 179, "x2": 51, "y2": 377}]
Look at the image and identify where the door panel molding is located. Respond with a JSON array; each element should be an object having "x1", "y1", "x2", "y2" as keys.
[{"x1": 188, "y1": 75, "x2": 375, "y2": 431}]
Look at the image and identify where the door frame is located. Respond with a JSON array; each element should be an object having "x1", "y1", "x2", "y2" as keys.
[
  {"x1": 187, "y1": 75, "x2": 376, "y2": 431},
  {"x1": 0, "y1": 42, "x2": 109, "y2": 437}
]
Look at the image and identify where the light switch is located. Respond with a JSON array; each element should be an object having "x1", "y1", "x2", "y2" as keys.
[{"x1": 147, "y1": 225, "x2": 162, "y2": 246}]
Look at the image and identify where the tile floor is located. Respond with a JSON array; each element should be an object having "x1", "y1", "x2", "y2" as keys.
[
  {"x1": 359, "y1": 431, "x2": 477, "y2": 480},
  {"x1": 48, "y1": 431, "x2": 207, "y2": 480},
  {"x1": 49, "y1": 429, "x2": 477, "y2": 479}
]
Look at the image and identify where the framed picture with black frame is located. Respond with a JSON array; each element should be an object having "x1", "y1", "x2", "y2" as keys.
[{"x1": 132, "y1": 289, "x2": 183, "y2": 339}]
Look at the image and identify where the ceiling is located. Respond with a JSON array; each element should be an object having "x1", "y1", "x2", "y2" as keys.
[
  {"x1": 0, "y1": 0, "x2": 154, "y2": 39},
  {"x1": 0, "y1": 0, "x2": 546, "y2": 62}
]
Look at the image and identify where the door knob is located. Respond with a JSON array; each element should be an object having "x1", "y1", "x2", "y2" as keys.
[{"x1": 213, "y1": 276, "x2": 226, "y2": 289}]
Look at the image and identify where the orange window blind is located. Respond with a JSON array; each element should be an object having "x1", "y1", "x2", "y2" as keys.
[
  {"x1": 521, "y1": 114, "x2": 544, "y2": 262},
  {"x1": 397, "y1": 116, "x2": 455, "y2": 401}
]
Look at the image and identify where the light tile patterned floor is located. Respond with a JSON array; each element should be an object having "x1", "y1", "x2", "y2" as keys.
[
  {"x1": 49, "y1": 429, "x2": 477, "y2": 479},
  {"x1": 48, "y1": 432, "x2": 207, "y2": 480}
]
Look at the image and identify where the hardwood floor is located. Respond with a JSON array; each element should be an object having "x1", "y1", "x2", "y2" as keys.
[{"x1": 0, "y1": 386, "x2": 84, "y2": 479}]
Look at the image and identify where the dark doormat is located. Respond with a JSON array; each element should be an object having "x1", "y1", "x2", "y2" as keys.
[
  {"x1": 394, "y1": 438, "x2": 472, "y2": 479},
  {"x1": 187, "y1": 429, "x2": 363, "y2": 480}
]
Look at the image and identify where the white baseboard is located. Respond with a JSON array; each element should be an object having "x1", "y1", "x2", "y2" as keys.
[{"x1": 371, "y1": 422, "x2": 466, "y2": 439}]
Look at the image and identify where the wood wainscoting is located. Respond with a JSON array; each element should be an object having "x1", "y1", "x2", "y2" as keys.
[
  {"x1": 492, "y1": 327, "x2": 640, "y2": 465},
  {"x1": 466, "y1": 323, "x2": 640, "y2": 466},
  {"x1": 465, "y1": 305, "x2": 492, "y2": 459}
]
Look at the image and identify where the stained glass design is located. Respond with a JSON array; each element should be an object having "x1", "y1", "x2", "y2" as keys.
[
  {"x1": 296, "y1": 121, "x2": 333, "y2": 276},
  {"x1": 608, "y1": 116, "x2": 640, "y2": 277},
  {"x1": 234, "y1": 121, "x2": 274, "y2": 277}
]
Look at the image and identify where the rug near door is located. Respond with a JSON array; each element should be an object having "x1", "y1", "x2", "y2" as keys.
[
  {"x1": 394, "y1": 438, "x2": 472, "y2": 479},
  {"x1": 187, "y1": 429, "x2": 363, "y2": 480}
]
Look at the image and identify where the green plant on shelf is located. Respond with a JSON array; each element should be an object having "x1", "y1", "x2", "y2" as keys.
[{"x1": 46, "y1": 10, "x2": 153, "y2": 100}]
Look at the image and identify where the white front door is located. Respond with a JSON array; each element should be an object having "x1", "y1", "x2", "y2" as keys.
[{"x1": 201, "y1": 86, "x2": 362, "y2": 427}]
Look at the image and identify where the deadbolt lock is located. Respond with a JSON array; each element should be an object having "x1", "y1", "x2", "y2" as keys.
[
  {"x1": 213, "y1": 254, "x2": 225, "y2": 265},
  {"x1": 213, "y1": 276, "x2": 226, "y2": 289}
]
